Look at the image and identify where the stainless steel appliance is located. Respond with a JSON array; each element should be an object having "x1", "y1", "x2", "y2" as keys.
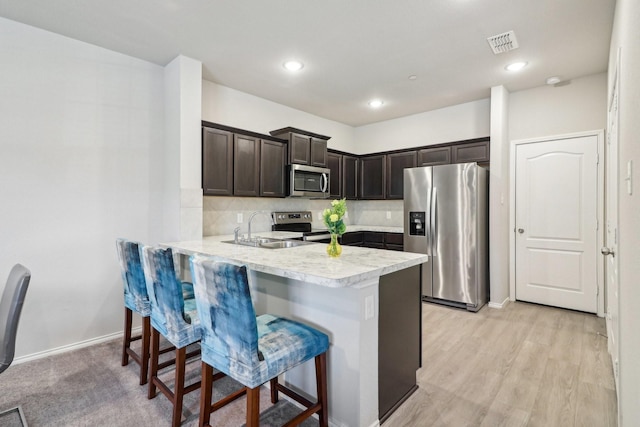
[
  {"x1": 404, "y1": 163, "x2": 489, "y2": 311},
  {"x1": 271, "y1": 211, "x2": 331, "y2": 242},
  {"x1": 288, "y1": 164, "x2": 330, "y2": 198}
]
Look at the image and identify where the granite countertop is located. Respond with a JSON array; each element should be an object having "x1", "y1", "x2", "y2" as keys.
[{"x1": 164, "y1": 231, "x2": 427, "y2": 288}]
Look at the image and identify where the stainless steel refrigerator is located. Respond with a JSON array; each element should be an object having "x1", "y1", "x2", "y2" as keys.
[{"x1": 404, "y1": 163, "x2": 489, "y2": 312}]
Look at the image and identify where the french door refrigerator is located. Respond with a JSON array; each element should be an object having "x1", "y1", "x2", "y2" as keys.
[{"x1": 404, "y1": 163, "x2": 489, "y2": 312}]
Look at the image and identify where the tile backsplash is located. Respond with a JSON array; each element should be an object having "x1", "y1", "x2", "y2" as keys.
[{"x1": 203, "y1": 197, "x2": 403, "y2": 236}]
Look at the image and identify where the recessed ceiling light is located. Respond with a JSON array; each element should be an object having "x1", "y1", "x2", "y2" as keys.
[
  {"x1": 408, "y1": 75, "x2": 417, "y2": 80},
  {"x1": 505, "y1": 61, "x2": 528, "y2": 71},
  {"x1": 283, "y1": 60, "x2": 304, "y2": 71},
  {"x1": 546, "y1": 76, "x2": 561, "y2": 85},
  {"x1": 368, "y1": 99, "x2": 384, "y2": 108}
]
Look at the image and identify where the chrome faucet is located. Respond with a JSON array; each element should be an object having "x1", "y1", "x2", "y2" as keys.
[
  {"x1": 247, "y1": 211, "x2": 273, "y2": 241},
  {"x1": 233, "y1": 226, "x2": 241, "y2": 244}
]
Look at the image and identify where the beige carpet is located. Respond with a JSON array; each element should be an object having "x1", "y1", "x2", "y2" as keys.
[{"x1": 0, "y1": 338, "x2": 318, "y2": 426}]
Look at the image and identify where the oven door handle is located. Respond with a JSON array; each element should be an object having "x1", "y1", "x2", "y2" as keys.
[{"x1": 303, "y1": 233, "x2": 332, "y2": 241}]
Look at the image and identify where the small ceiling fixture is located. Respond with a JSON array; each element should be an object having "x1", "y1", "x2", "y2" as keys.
[
  {"x1": 408, "y1": 75, "x2": 417, "y2": 80},
  {"x1": 368, "y1": 99, "x2": 384, "y2": 108},
  {"x1": 505, "y1": 61, "x2": 527, "y2": 71},
  {"x1": 487, "y1": 30, "x2": 519, "y2": 55},
  {"x1": 546, "y1": 76, "x2": 562, "y2": 85},
  {"x1": 283, "y1": 60, "x2": 304, "y2": 71}
]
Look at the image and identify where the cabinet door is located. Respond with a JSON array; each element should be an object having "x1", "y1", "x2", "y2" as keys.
[
  {"x1": 451, "y1": 141, "x2": 490, "y2": 164},
  {"x1": 387, "y1": 151, "x2": 417, "y2": 199},
  {"x1": 341, "y1": 232, "x2": 364, "y2": 246},
  {"x1": 327, "y1": 151, "x2": 342, "y2": 198},
  {"x1": 202, "y1": 127, "x2": 233, "y2": 196},
  {"x1": 290, "y1": 133, "x2": 311, "y2": 165},
  {"x1": 418, "y1": 146, "x2": 451, "y2": 166},
  {"x1": 343, "y1": 155, "x2": 358, "y2": 200},
  {"x1": 233, "y1": 134, "x2": 260, "y2": 196},
  {"x1": 363, "y1": 232, "x2": 385, "y2": 249},
  {"x1": 260, "y1": 139, "x2": 286, "y2": 197},
  {"x1": 310, "y1": 137, "x2": 328, "y2": 167},
  {"x1": 385, "y1": 233, "x2": 404, "y2": 251},
  {"x1": 360, "y1": 155, "x2": 386, "y2": 199}
]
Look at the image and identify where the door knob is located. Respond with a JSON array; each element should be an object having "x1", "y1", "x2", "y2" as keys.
[
  {"x1": 601, "y1": 247, "x2": 615, "y2": 256},
  {"x1": 518, "y1": 228, "x2": 524, "y2": 234}
]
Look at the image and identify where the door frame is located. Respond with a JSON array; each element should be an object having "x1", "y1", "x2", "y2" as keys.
[{"x1": 509, "y1": 130, "x2": 605, "y2": 317}]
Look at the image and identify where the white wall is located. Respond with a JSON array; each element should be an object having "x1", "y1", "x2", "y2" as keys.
[
  {"x1": 353, "y1": 99, "x2": 491, "y2": 154},
  {"x1": 509, "y1": 73, "x2": 607, "y2": 141},
  {"x1": 608, "y1": 0, "x2": 640, "y2": 425},
  {"x1": 489, "y1": 86, "x2": 510, "y2": 307},
  {"x1": 0, "y1": 17, "x2": 168, "y2": 359},
  {"x1": 202, "y1": 80, "x2": 355, "y2": 152}
]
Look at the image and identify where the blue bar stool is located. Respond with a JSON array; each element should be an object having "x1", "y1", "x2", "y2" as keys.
[
  {"x1": 116, "y1": 239, "x2": 195, "y2": 385},
  {"x1": 141, "y1": 246, "x2": 202, "y2": 427},
  {"x1": 190, "y1": 256, "x2": 329, "y2": 427}
]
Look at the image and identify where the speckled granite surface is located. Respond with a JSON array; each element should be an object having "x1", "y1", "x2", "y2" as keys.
[{"x1": 164, "y1": 232, "x2": 427, "y2": 288}]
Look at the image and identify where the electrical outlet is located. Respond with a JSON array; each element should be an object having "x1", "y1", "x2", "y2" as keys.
[
  {"x1": 386, "y1": 211, "x2": 391, "y2": 220},
  {"x1": 237, "y1": 213, "x2": 243, "y2": 223},
  {"x1": 364, "y1": 296, "x2": 374, "y2": 320}
]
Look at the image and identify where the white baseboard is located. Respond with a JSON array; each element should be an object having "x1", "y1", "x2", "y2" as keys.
[
  {"x1": 488, "y1": 297, "x2": 510, "y2": 309},
  {"x1": 13, "y1": 327, "x2": 140, "y2": 365}
]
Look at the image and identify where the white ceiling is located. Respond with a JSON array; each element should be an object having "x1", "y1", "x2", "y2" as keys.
[{"x1": 0, "y1": 0, "x2": 615, "y2": 126}]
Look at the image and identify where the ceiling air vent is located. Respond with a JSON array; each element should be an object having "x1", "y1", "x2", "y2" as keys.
[{"x1": 487, "y1": 30, "x2": 519, "y2": 54}]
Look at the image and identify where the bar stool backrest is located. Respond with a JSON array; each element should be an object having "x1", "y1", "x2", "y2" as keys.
[
  {"x1": 116, "y1": 239, "x2": 150, "y2": 316},
  {"x1": 0, "y1": 264, "x2": 31, "y2": 374}
]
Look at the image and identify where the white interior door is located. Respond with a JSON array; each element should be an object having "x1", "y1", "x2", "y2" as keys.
[
  {"x1": 515, "y1": 136, "x2": 599, "y2": 313},
  {"x1": 605, "y1": 66, "x2": 620, "y2": 391}
]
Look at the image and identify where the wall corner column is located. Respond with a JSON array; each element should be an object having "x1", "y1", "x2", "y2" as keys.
[
  {"x1": 489, "y1": 85, "x2": 510, "y2": 306},
  {"x1": 164, "y1": 55, "x2": 203, "y2": 241}
]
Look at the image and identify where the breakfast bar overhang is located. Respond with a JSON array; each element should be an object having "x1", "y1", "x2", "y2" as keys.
[{"x1": 164, "y1": 234, "x2": 427, "y2": 427}]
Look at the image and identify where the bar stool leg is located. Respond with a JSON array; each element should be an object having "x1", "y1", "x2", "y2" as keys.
[
  {"x1": 270, "y1": 377, "x2": 279, "y2": 403},
  {"x1": 140, "y1": 316, "x2": 151, "y2": 385},
  {"x1": 246, "y1": 386, "x2": 260, "y2": 427},
  {"x1": 316, "y1": 353, "x2": 329, "y2": 427},
  {"x1": 122, "y1": 307, "x2": 133, "y2": 366},
  {"x1": 148, "y1": 327, "x2": 160, "y2": 399},
  {"x1": 172, "y1": 347, "x2": 186, "y2": 427},
  {"x1": 199, "y1": 362, "x2": 213, "y2": 427}
]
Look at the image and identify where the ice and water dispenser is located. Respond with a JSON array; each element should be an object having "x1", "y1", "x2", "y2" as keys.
[{"x1": 409, "y1": 212, "x2": 425, "y2": 236}]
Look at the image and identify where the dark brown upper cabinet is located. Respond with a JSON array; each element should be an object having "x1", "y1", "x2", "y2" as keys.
[
  {"x1": 418, "y1": 146, "x2": 451, "y2": 166},
  {"x1": 310, "y1": 137, "x2": 328, "y2": 167},
  {"x1": 343, "y1": 155, "x2": 358, "y2": 200},
  {"x1": 233, "y1": 134, "x2": 260, "y2": 196},
  {"x1": 451, "y1": 140, "x2": 490, "y2": 164},
  {"x1": 202, "y1": 127, "x2": 233, "y2": 196},
  {"x1": 386, "y1": 151, "x2": 417, "y2": 199},
  {"x1": 270, "y1": 127, "x2": 330, "y2": 167},
  {"x1": 260, "y1": 139, "x2": 286, "y2": 197},
  {"x1": 327, "y1": 151, "x2": 342, "y2": 198},
  {"x1": 359, "y1": 155, "x2": 386, "y2": 199}
]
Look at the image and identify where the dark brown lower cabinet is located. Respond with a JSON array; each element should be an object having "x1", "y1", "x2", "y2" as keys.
[{"x1": 379, "y1": 265, "x2": 421, "y2": 422}]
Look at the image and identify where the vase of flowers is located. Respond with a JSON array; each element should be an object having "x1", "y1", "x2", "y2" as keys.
[{"x1": 323, "y1": 198, "x2": 347, "y2": 258}]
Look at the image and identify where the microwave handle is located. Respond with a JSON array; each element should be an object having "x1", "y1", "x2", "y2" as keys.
[{"x1": 321, "y1": 173, "x2": 328, "y2": 193}]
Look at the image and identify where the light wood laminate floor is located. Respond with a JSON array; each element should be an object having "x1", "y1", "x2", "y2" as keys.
[{"x1": 384, "y1": 301, "x2": 617, "y2": 427}]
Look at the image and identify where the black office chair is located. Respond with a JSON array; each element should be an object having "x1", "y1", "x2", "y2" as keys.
[{"x1": 0, "y1": 264, "x2": 31, "y2": 426}]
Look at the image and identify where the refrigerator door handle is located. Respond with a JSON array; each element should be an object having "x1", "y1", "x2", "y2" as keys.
[{"x1": 431, "y1": 188, "x2": 437, "y2": 255}]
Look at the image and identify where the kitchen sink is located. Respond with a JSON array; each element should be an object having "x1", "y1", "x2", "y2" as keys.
[{"x1": 222, "y1": 238, "x2": 311, "y2": 249}]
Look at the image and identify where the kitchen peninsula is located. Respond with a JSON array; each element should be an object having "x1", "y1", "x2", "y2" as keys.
[{"x1": 165, "y1": 233, "x2": 427, "y2": 427}]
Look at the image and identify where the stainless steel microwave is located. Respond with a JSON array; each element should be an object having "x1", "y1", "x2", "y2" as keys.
[{"x1": 288, "y1": 164, "x2": 330, "y2": 198}]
